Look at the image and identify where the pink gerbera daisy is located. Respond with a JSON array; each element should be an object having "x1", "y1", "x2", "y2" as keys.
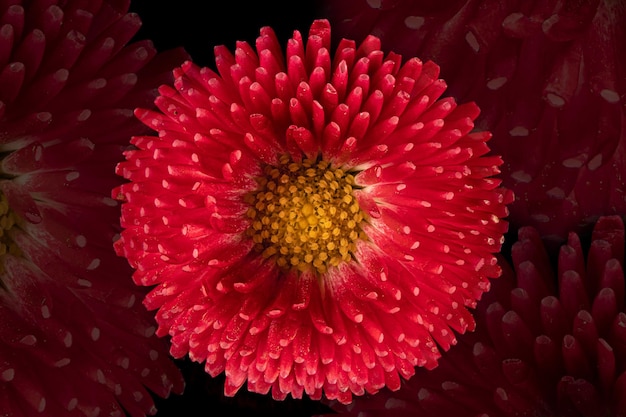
[
  {"x1": 322, "y1": 0, "x2": 626, "y2": 245},
  {"x1": 328, "y1": 215, "x2": 626, "y2": 416},
  {"x1": 114, "y1": 19, "x2": 512, "y2": 404},
  {"x1": 0, "y1": 1, "x2": 187, "y2": 415}
]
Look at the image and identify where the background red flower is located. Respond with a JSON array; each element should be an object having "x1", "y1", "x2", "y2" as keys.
[{"x1": 0, "y1": 1, "x2": 188, "y2": 415}]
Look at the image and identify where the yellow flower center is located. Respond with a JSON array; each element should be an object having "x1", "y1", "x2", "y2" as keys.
[
  {"x1": 0, "y1": 192, "x2": 20, "y2": 276},
  {"x1": 245, "y1": 155, "x2": 367, "y2": 274}
]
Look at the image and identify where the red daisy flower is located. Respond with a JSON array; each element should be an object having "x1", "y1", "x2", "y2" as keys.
[
  {"x1": 327, "y1": 215, "x2": 626, "y2": 416},
  {"x1": 321, "y1": 0, "x2": 626, "y2": 245},
  {"x1": 0, "y1": 1, "x2": 187, "y2": 415},
  {"x1": 114, "y1": 19, "x2": 512, "y2": 404}
]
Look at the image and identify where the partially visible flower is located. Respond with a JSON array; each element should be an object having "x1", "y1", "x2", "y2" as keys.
[
  {"x1": 328, "y1": 215, "x2": 626, "y2": 417},
  {"x1": 0, "y1": 1, "x2": 187, "y2": 415},
  {"x1": 114, "y1": 19, "x2": 512, "y2": 404},
  {"x1": 322, "y1": 0, "x2": 626, "y2": 245}
]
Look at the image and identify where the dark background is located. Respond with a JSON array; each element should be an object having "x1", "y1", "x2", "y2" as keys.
[
  {"x1": 126, "y1": 1, "x2": 333, "y2": 416},
  {"x1": 129, "y1": 0, "x2": 324, "y2": 68}
]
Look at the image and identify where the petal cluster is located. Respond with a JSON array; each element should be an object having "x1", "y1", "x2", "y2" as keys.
[
  {"x1": 322, "y1": 0, "x2": 626, "y2": 244},
  {"x1": 330, "y1": 215, "x2": 626, "y2": 416},
  {"x1": 0, "y1": 1, "x2": 187, "y2": 415},
  {"x1": 114, "y1": 19, "x2": 511, "y2": 404}
]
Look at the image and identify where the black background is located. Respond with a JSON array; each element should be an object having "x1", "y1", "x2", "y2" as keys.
[
  {"x1": 129, "y1": 0, "x2": 324, "y2": 68},
  {"x1": 126, "y1": 1, "x2": 333, "y2": 416}
]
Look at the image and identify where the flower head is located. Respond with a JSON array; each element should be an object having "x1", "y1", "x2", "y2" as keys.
[
  {"x1": 114, "y1": 19, "x2": 512, "y2": 403},
  {"x1": 0, "y1": 1, "x2": 187, "y2": 415},
  {"x1": 329, "y1": 215, "x2": 626, "y2": 416},
  {"x1": 322, "y1": 0, "x2": 626, "y2": 244}
]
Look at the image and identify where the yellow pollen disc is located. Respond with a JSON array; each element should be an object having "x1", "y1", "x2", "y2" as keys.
[
  {"x1": 245, "y1": 155, "x2": 367, "y2": 274},
  {"x1": 0, "y1": 192, "x2": 21, "y2": 277}
]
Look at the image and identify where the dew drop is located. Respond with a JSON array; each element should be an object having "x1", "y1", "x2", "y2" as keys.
[
  {"x1": 75, "y1": 235, "x2": 87, "y2": 247},
  {"x1": 1, "y1": 368, "x2": 14, "y2": 381},
  {"x1": 600, "y1": 89, "x2": 620, "y2": 103},
  {"x1": 404, "y1": 16, "x2": 425, "y2": 29},
  {"x1": 91, "y1": 327, "x2": 100, "y2": 341},
  {"x1": 465, "y1": 31, "x2": 480, "y2": 52},
  {"x1": 487, "y1": 77, "x2": 507, "y2": 90}
]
